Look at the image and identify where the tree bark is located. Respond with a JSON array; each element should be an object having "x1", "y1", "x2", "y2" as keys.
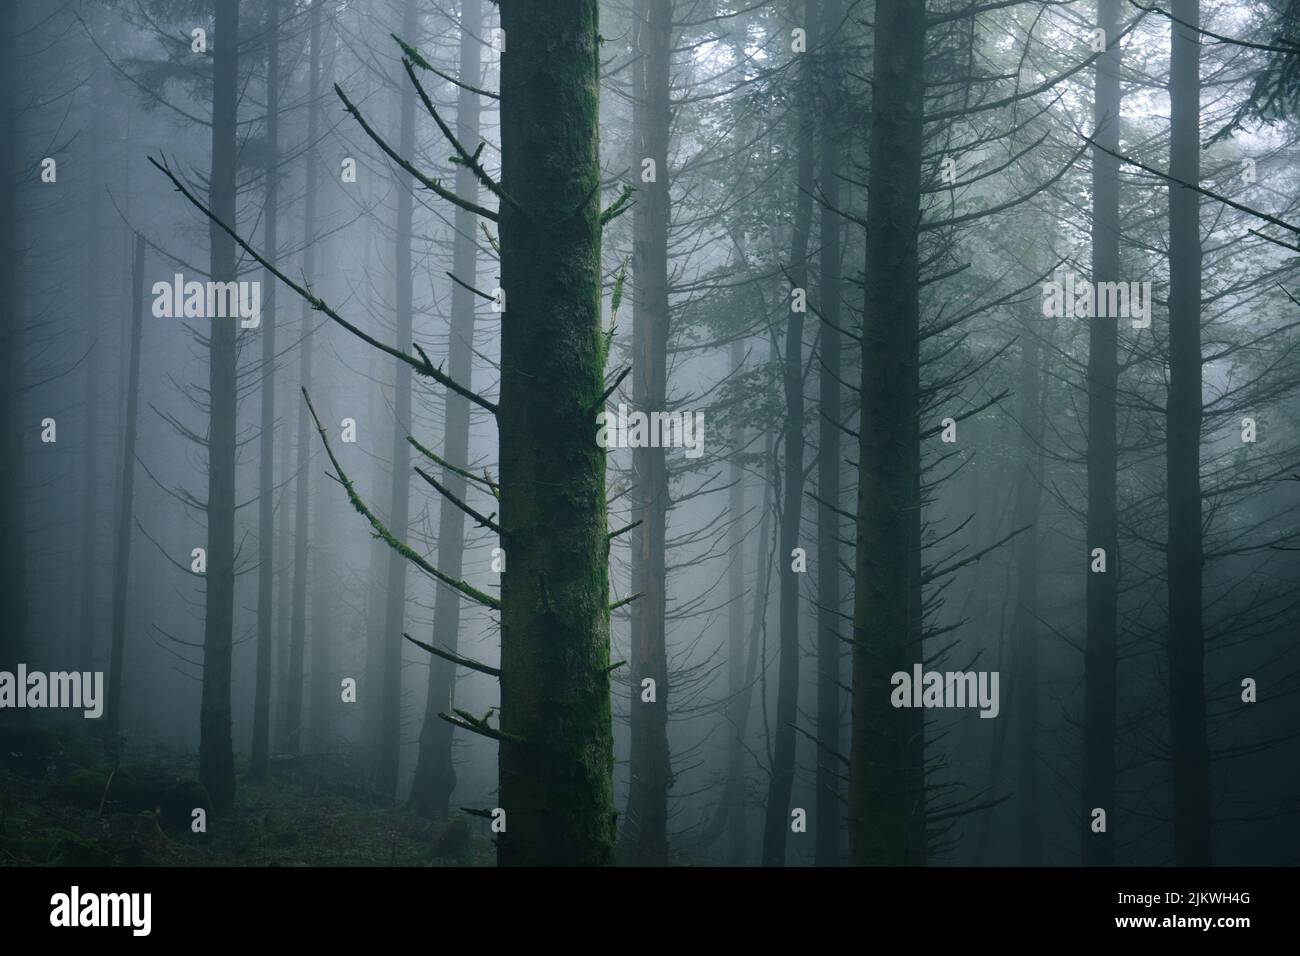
[
  {"x1": 310, "y1": 441, "x2": 335, "y2": 749},
  {"x1": 1014, "y1": 323, "x2": 1044, "y2": 864},
  {"x1": 725, "y1": 339, "x2": 748, "y2": 865},
  {"x1": 0, "y1": 1, "x2": 25, "y2": 680},
  {"x1": 376, "y1": 0, "x2": 419, "y2": 800},
  {"x1": 814, "y1": 0, "x2": 844, "y2": 867},
  {"x1": 284, "y1": 0, "x2": 325, "y2": 757},
  {"x1": 78, "y1": 75, "x2": 106, "y2": 678},
  {"x1": 496, "y1": 0, "x2": 616, "y2": 865},
  {"x1": 1167, "y1": 0, "x2": 1211, "y2": 866},
  {"x1": 362, "y1": 343, "x2": 390, "y2": 761},
  {"x1": 199, "y1": 0, "x2": 241, "y2": 813},
  {"x1": 274, "y1": 372, "x2": 294, "y2": 747},
  {"x1": 411, "y1": 0, "x2": 484, "y2": 821},
  {"x1": 251, "y1": 0, "x2": 281, "y2": 779},
  {"x1": 105, "y1": 233, "x2": 146, "y2": 737},
  {"x1": 622, "y1": 0, "x2": 673, "y2": 866},
  {"x1": 762, "y1": 0, "x2": 816, "y2": 867},
  {"x1": 1082, "y1": 0, "x2": 1121, "y2": 867},
  {"x1": 848, "y1": 0, "x2": 925, "y2": 867}
]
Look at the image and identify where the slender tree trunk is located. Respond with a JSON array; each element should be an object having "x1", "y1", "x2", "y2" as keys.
[
  {"x1": 310, "y1": 447, "x2": 335, "y2": 749},
  {"x1": 1014, "y1": 323, "x2": 1044, "y2": 865},
  {"x1": 496, "y1": 0, "x2": 616, "y2": 865},
  {"x1": 622, "y1": 0, "x2": 673, "y2": 866},
  {"x1": 274, "y1": 380, "x2": 294, "y2": 747},
  {"x1": 78, "y1": 76, "x2": 106, "y2": 677},
  {"x1": 362, "y1": 345, "x2": 389, "y2": 761},
  {"x1": 105, "y1": 234, "x2": 146, "y2": 737},
  {"x1": 130, "y1": 414, "x2": 161, "y2": 735},
  {"x1": 814, "y1": 0, "x2": 844, "y2": 867},
  {"x1": 376, "y1": 0, "x2": 419, "y2": 800},
  {"x1": 762, "y1": 0, "x2": 816, "y2": 867},
  {"x1": 251, "y1": 0, "x2": 281, "y2": 779},
  {"x1": 411, "y1": 0, "x2": 483, "y2": 820},
  {"x1": 725, "y1": 341, "x2": 748, "y2": 865},
  {"x1": 1082, "y1": 0, "x2": 1121, "y2": 867},
  {"x1": 199, "y1": 0, "x2": 241, "y2": 812},
  {"x1": 907, "y1": 361, "x2": 926, "y2": 862},
  {"x1": 361, "y1": 208, "x2": 386, "y2": 759},
  {"x1": 848, "y1": 0, "x2": 925, "y2": 867},
  {"x1": 690, "y1": 372, "x2": 768, "y2": 867},
  {"x1": 699, "y1": 233, "x2": 771, "y2": 865},
  {"x1": 1167, "y1": 0, "x2": 1211, "y2": 866},
  {"x1": 0, "y1": 3, "x2": 24, "y2": 680},
  {"x1": 285, "y1": 0, "x2": 325, "y2": 757}
]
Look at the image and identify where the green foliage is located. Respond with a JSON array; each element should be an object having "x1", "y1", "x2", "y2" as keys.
[{"x1": 0, "y1": 728, "x2": 103, "y2": 778}]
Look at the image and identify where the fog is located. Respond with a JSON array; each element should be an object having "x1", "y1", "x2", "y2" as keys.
[{"x1": 1, "y1": 0, "x2": 1298, "y2": 868}]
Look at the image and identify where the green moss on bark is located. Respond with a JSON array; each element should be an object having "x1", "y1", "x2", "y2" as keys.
[{"x1": 496, "y1": 0, "x2": 616, "y2": 866}]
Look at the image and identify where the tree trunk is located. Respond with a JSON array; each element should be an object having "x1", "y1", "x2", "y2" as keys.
[
  {"x1": 1167, "y1": 0, "x2": 1211, "y2": 866},
  {"x1": 362, "y1": 344, "x2": 390, "y2": 761},
  {"x1": 310, "y1": 445, "x2": 335, "y2": 749},
  {"x1": 814, "y1": 0, "x2": 844, "y2": 867},
  {"x1": 0, "y1": 2, "x2": 25, "y2": 680},
  {"x1": 78, "y1": 75, "x2": 106, "y2": 677},
  {"x1": 622, "y1": 0, "x2": 673, "y2": 866},
  {"x1": 361, "y1": 207, "x2": 387, "y2": 760},
  {"x1": 199, "y1": 0, "x2": 241, "y2": 813},
  {"x1": 410, "y1": 0, "x2": 483, "y2": 820},
  {"x1": 496, "y1": 0, "x2": 616, "y2": 866},
  {"x1": 762, "y1": 0, "x2": 816, "y2": 867},
  {"x1": 725, "y1": 338, "x2": 748, "y2": 865},
  {"x1": 1082, "y1": 0, "x2": 1121, "y2": 867},
  {"x1": 274, "y1": 374, "x2": 294, "y2": 748},
  {"x1": 1014, "y1": 322, "x2": 1044, "y2": 865},
  {"x1": 105, "y1": 234, "x2": 146, "y2": 737},
  {"x1": 251, "y1": 0, "x2": 281, "y2": 779},
  {"x1": 285, "y1": 0, "x2": 325, "y2": 757},
  {"x1": 848, "y1": 0, "x2": 925, "y2": 867},
  {"x1": 376, "y1": 0, "x2": 419, "y2": 800}
]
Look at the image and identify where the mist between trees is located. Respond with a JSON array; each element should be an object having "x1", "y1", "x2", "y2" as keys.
[{"x1": 1, "y1": 0, "x2": 1298, "y2": 867}]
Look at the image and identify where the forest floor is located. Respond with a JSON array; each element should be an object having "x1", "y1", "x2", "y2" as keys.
[{"x1": 0, "y1": 728, "x2": 490, "y2": 866}]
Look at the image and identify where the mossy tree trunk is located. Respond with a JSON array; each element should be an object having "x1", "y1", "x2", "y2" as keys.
[{"x1": 496, "y1": 0, "x2": 616, "y2": 866}]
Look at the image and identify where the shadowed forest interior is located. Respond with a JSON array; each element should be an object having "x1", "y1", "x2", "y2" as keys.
[{"x1": 1, "y1": 0, "x2": 1298, "y2": 867}]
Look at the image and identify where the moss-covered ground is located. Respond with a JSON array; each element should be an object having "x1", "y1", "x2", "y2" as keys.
[{"x1": 0, "y1": 729, "x2": 489, "y2": 867}]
